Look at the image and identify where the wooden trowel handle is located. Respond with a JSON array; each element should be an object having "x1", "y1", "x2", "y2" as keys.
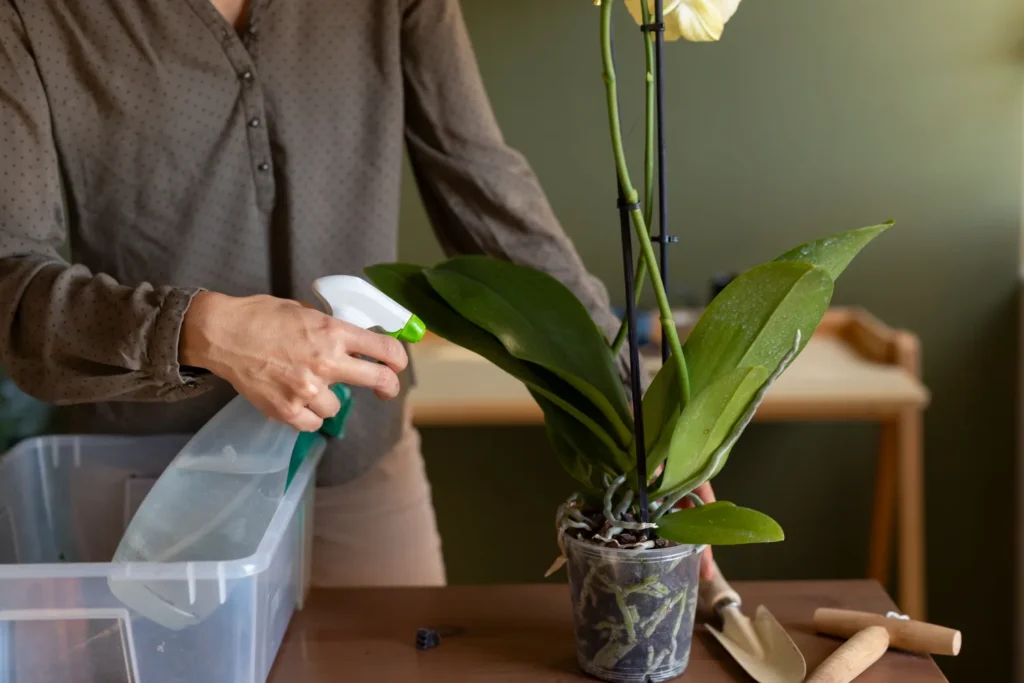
[
  {"x1": 814, "y1": 608, "x2": 961, "y2": 656},
  {"x1": 806, "y1": 626, "x2": 890, "y2": 683},
  {"x1": 699, "y1": 561, "x2": 741, "y2": 611}
]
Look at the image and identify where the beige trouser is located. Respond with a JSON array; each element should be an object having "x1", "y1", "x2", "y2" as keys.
[{"x1": 311, "y1": 410, "x2": 447, "y2": 587}]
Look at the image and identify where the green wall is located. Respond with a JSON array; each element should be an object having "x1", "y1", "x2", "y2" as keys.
[{"x1": 401, "y1": 2, "x2": 1024, "y2": 680}]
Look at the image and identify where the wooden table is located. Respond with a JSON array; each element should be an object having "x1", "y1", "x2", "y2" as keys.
[
  {"x1": 407, "y1": 308, "x2": 931, "y2": 619},
  {"x1": 269, "y1": 582, "x2": 948, "y2": 682}
]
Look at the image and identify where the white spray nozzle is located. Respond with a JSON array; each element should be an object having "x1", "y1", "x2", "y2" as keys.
[{"x1": 312, "y1": 275, "x2": 425, "y2": 342}]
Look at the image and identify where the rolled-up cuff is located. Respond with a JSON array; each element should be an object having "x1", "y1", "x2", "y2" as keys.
[{"x1": 149, "y1": 286, "x2": 204, "y2": 388}]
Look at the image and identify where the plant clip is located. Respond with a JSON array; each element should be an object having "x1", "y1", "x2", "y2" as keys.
[
  {"x1": 415, "y1": 628, "x2": 441, "y2": 650},
  {"x1": 616, "y1": 198, "x2": 641, "y2": 212},
  {"x1": 650, "y1": 234, "x2": 679, "y2": 244},
  {"x1": 640, "y1": 21, "x2": 665, "y2": 33}
]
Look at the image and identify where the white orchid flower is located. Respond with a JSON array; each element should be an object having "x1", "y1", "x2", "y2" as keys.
[{"x1": 624, "y1": 0, "x2": 742, "y2": 42}]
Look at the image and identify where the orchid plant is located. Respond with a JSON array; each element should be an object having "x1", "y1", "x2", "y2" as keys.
[{"x1": 366, "y1": 0, "x2": 888, "y2": 556}]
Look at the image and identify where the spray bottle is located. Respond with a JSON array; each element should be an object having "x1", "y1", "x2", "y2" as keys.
[{"x1": 108, "y1": 276, "x2": 424, "y2": 630}]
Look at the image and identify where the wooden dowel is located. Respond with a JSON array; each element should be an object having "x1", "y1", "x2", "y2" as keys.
[{"x1": 814, "y1": 608, "x2": 961, "y2": 656}]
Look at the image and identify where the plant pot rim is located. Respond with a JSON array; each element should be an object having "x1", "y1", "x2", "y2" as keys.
[{"x1": 562, "y1": 531, "x2": 705, "y2": 561}]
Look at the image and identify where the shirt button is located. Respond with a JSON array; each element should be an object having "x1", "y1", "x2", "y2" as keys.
[
  {"x1": 257, "y1": 162, "x2": 270, "y2": 172},
  {"x1": 241, "y1": 71, "x2": 253, "y2": 82},
  {"x1": 249, "y1": 118, "x2": 261, "y2": 128}
]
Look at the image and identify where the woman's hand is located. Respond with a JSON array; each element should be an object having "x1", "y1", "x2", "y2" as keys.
[
  {"x1": 180, "y1": 291, "x2": 407, "y2": 432},
  {"x1": 686, "y1": 481, "x2": 717, "y2": 580}
]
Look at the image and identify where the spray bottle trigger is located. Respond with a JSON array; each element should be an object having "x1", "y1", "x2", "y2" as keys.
[
  {"x1": 286, "y1": 384, "x2": 353, "y2": 489},
  {"x1": 320, "y1": 384, "x2": 353, "y2": 438}
]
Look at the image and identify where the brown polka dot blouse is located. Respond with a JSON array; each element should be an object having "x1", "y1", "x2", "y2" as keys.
[{"x1": 0, "y1": 0, "x2": 622, "y2": 485}]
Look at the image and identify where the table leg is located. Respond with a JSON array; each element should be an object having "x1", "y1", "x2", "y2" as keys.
[
  {"x1": 897, "y1": 408, "x2": 926, "y2": 620},
  {"x1": 868, "y1": 421, "x2": 897, "y2": 586}
]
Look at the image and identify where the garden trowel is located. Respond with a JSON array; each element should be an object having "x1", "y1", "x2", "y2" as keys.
[{"x1": 699, "y1": 562, "x2": 806, "y2": 683}]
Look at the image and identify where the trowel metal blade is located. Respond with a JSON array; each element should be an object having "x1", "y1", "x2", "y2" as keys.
[{"x1": 705, "y1": 605, "x2": 805, "y2": 683}]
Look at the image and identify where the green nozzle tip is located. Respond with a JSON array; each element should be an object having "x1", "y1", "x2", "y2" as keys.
[{"x1": 396, "y1": 315, "x2": 426, "y2": 343}]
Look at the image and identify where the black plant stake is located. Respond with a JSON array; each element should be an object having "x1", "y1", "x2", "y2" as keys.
[
  {"x1": 651, "y1": 0, "x2": 674, "y2": 364},
  {"x1": 611, "y1": 2, "x2": 678, "y2": 529},
  {"x1": 618, "y1": 192, "x2": 648, "y2": 525}
]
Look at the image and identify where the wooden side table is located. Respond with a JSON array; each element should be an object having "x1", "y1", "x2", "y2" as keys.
[
  {"x1": 269, "y1": 582, "x2": 949, "y2": 682},
  {"x1": 407, "y1": 308, "x2": 930, "y2": 618}
]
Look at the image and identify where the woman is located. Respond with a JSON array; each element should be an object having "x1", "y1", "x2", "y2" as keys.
[{"x1": 0, "y1": 0, "x2": 711, "y2": 585}]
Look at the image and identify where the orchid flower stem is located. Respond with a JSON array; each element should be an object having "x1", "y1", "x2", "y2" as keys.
[
  {"x1": 610, "y1": 0, "x2": 656, "y2": 356},
  {"x1": 642, "y1": 1, "x2": 656, "y2": 230},
  {"x1": 600, "y1": 0, "x2": 689, "y2": 403},
  {"x1": 653, "y1": 0, "x2": 671, "y2": 363}
]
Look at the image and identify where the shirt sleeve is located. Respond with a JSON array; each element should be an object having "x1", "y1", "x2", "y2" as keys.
[
  {"x1": 399, "y1": 0, "x2": 631, "y2": 377},
  {"x1": 0, "y1": 3, "x2": 208, "y2": 404}
]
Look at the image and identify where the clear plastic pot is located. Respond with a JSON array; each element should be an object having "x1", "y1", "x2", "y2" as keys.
[{"x1": 564, "y1": 534, "x2": 703, "y2": 683}]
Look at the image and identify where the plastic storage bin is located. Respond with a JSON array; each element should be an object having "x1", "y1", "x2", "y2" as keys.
[{"x1": 0, "y1": 434, "x2": 322, "y2": 683}]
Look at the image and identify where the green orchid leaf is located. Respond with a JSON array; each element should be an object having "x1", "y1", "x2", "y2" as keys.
[
  {"x1": 368, "y1": 263, "x2": 509, "y2": 355},
  {"x1": 534, "y1": 389, "x2": 626, "y2": 485},
  {"x1": 366, "y1": 263, "x2": 625, "y2": 460},
  {"x1": 425, "y1": 257, "x2": 632, "y2": 443},
  {"x1": 545, "y1": 419, "x2": 598, "y2": 493},
  {"x1": 640, "y1": 359, "x2": 682, "y2": 462},
  {"x1": 654, "y1": 366, "x2": 769, "y2": 494},
  {"x1": 774, "y1": 222, "x2": 892, "y2": 280},
  {"x1": 684, "y1": 261, "x2": 833, "y2": 396},
  {"x1": 656, "y1": 501, "x2": 784, "y2": 546}
]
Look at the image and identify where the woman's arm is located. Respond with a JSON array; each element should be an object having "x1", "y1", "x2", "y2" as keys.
[
  {"x1": 399, "y1": 0, "x2": 627, "y2": 358},
  {"x1": 0, "y1": 2, "x2": 205, "y2": 404}
]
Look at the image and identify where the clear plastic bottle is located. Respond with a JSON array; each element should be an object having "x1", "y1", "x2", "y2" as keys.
[
  {"x1": 115, "y1": 395, "x2": 297, "y2": 562},
  {"x1": 108, "y1": 395, "x2": 299, "y2": 629},
  {"x1": 108, "y1": 276, "x2": 424, "y2": 630}
]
